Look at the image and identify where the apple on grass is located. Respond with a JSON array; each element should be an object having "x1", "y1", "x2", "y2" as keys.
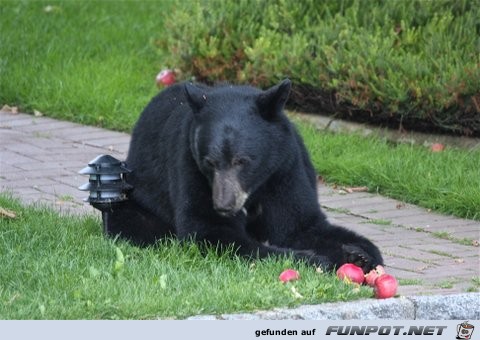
[
  {"x1": 430, "y1": 143, "x2": 445, "y2": 152},
  {"x1": 336, "y1": 263, "x2": 398, "y2": 299},
  {"x1": 279, "y1": 269, "x2": 300, "y2": 283},
  {"x1": 336, "y1": 263, "x2": 364, "y2": 284},
  {"x1": 364, "y1": 264, "x2": 386, "y2": 287},
  {"x1": 156, "y1": 69, "x2": 176, "y2": 87}
]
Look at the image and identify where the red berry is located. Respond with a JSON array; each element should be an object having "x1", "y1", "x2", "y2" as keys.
[
  {"x1": 279, "y1": 269, "x2": 300, "y2": 283},
  {"x1": 156, "y1": 69, "x2": 176, "y2": 86},
  {"x1": 336, "y1": 263, "x2": 364, "y2": 284},
  {"x1": 364, "y1": 265, "x2": 386, "y2": 287},
  {"x1": 374, "y1": 274, "x2": 398, "y2": 299}
]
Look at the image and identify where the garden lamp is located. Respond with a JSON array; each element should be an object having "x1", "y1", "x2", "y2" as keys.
[{"x1": 78, "y1": 154, "x2": 132, "y2": 212}]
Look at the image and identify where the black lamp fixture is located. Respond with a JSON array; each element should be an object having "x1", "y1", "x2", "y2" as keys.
[{"x1": 79, "y1": 154, "x2": 132, "y2": 211}]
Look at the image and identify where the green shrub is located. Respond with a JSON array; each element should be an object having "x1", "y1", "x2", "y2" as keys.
[{"x1": 159, "y1": 0, "x2": 480, "y2": 135}]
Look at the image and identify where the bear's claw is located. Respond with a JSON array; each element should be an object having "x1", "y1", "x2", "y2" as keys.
[{"x1": 342, "y1": 244, "x2": 377, "y2": 273}]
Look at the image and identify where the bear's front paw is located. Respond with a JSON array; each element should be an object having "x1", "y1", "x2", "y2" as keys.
[{"x1": 341, "y1": 244, "x2": 378, "y2": 273}]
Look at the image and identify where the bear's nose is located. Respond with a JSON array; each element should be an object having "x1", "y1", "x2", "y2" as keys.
[
  {"x1": 213, "y1": 196, "x2": 237, "y2": 216},
  {"x1": 214, "y1": 206, "x2": 236, "y2": 217},
  {"x1": 212, "y1": 171, "x2": 239, "y2": 216}
]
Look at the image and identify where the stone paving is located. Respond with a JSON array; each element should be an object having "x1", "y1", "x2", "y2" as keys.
[{"x1": 1, "y1": 110, "x2": 479, "y2": 297}]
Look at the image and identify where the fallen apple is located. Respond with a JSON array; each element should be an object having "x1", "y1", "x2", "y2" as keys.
[
  {"x1": 364, "y1": 264, "x2": 386, "y2": 287},
  {"x1": 336, "y1": 263, "x2": 364, "y2": 284},
  {"x1": 279, "y1": 269, "x2": 300, "y2": 283},
  {"x1": 430, "y1": 143, "x2": 445, "y2": 152},
  {"x1": 156, "y1": 69, "x2": 176, "y2": 87},
  {"x1": 374, "y1": 274, "x2": 398, "y2": 299}
]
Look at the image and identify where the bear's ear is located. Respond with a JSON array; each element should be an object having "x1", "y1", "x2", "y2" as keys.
[
  {"x1": 185, "y1": 82, "x2": 207, "y2": 113},
  {"x1": 256, "y1": 79, "x2": 291, "y2": 120}
]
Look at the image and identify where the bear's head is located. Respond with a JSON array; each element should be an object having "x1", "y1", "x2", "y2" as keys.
[{"x1": 185, "y1": 79, "x2": 292, "y2": 217}]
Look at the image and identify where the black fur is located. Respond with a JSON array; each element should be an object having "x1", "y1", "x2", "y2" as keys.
[{"x1": 104, "y1": 80, "x2": 383, "y2": 272}]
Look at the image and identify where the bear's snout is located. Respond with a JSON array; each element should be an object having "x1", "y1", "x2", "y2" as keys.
[{"x1": 212, "y1": 170, "x2": 248, "y2": 216}]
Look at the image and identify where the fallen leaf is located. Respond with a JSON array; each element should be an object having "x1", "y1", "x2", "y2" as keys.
[
  {"x1": 6, "y1": 293, "x2": 20, "y2": 305},
  {"x1": 39, "y1": 304, "x2": 46, "y2": 316},
  {"x1": 159, "y1": 274, "x2": 167, "y2": 290},
  {"x1": 290, "y1": 286, "x2": 304, "y2": 299},
  {"x1": 89, "y1": 266, "x2": 101, "y2": 278},
  {"x1": 113, "y1": 246, "x2": 125, "y2": 274},
  {"x1": 415, "y1": 264, "x2": 429, "y2": 272},
  {"x1": 343, "y1": 186, "x2": 369, "y2": 193},
  {"x1": 351, "y1": 286, "x2": 361, "y2": 294},
  {"x1": 396, "y1": 203, "x2": 406, "y2": 209},
  {"x1": 0, "y1": 207, "x2": 17, "y2": 219},
  {"x1": 1, "y1": 105, "x2": 18, "y2": 114},
  {"x1": 44, "y1": 5, "x2": 62, "y2": 13},
  {"x1": 33, "y1": 110, "x2": 43, "y2": 117}
]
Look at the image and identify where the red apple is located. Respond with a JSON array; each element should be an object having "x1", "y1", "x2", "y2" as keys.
[
  {"x1": 374, "y1": 274, "x2": 398, "y2": 299},
  {"x1": 336, "y1": 263, "x2": 364, "y2": 284},
  {"x1": 430, "y1": 143, "x2": 445, "y2": 152},
  {"x1": 364, "y1": 265, "x2": 386, "y2": 287},
  {"x1": 279, "y1": 269, "x2": 300, "y2": 283},
  {"x1": 156, "y1": 69, "x2": 176, "y2": 87}
]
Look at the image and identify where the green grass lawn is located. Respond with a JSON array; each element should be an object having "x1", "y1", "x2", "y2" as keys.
[
  {"x1": 0, "y1": 194, "x2": 371, "y2": 319},
  {"x1": 297, "y1": 122, "x2": 480, "y2": 220},
  {"x1": 0, "y1": 0, "x2": 164, "y2": 131}
]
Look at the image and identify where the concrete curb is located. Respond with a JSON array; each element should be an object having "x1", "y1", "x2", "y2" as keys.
[{"x1": 187, "y1": 293, "x2": 480, "y2": 320}]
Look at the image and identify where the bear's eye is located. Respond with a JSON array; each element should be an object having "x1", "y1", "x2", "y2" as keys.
[
  {"x1": 232, "y1": 157, "x2": 249, "y2": 167},
  {"x1": 204, "y1": 157, "x2": 216, "y2": 169}
]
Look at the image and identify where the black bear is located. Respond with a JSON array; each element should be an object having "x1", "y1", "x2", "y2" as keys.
[{"x1": 104, "y1": 79, "x2": 383, "y2": 272}]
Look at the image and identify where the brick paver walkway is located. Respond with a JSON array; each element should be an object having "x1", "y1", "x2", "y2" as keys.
[{"x1": 1, "y1": 110, "x2": 479, "y2": 296}]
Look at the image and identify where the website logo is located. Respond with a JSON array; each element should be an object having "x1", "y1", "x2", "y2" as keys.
[{"x1": 457, "y1": 321, "x2": 475, "y2": 340}]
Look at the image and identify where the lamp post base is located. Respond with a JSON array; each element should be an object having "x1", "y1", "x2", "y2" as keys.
[{"x1": 92, "y1": 199, "x2": 172, "y2": 246}]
